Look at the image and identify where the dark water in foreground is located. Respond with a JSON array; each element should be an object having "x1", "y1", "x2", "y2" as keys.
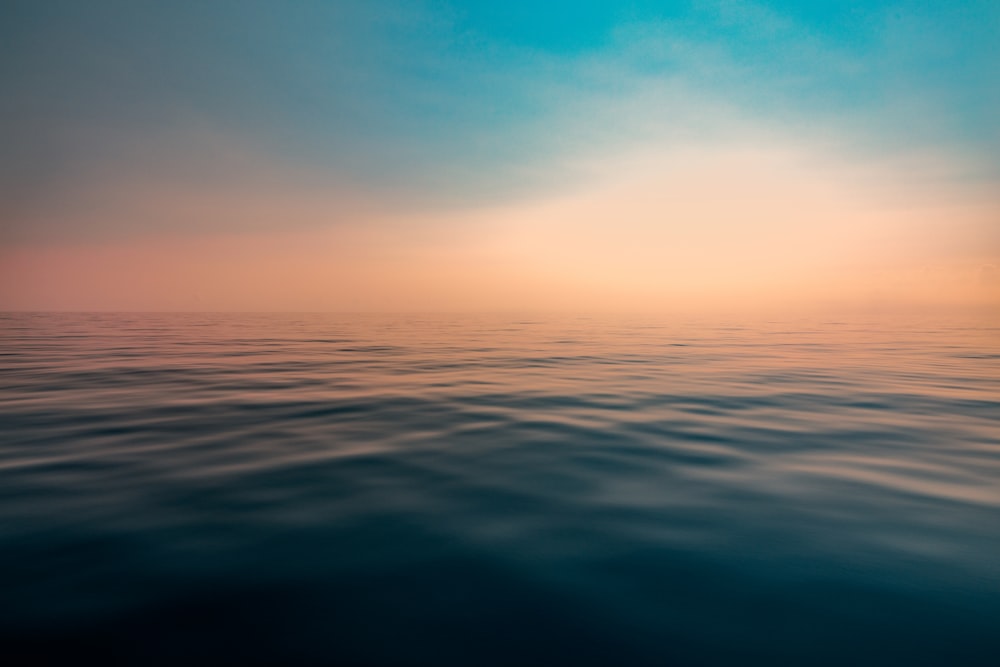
[{"x1": 1, "y1": 313, "x2": 999, "y2": 666}]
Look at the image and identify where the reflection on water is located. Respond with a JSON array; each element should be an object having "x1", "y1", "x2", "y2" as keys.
[{"x1": 1, "y1": 313, "x2": 998, "y2": 665}]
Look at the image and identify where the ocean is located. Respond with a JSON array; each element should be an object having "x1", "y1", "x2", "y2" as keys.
[{"x1": 1, "y1": 312, "x2": 998, "y2": 665}]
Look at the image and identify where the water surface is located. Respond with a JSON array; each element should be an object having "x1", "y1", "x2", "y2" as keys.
[{"x1": 1, "y1": 313, "x2": 999, "y2": 665}]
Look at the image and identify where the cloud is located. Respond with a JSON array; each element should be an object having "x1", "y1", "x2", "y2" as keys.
[
  {"x1": 4, "y1": 0, "x2": 997, "y2": 239},
  {"x1": 2, "y1": 1, "x2": 998, "y2": 312}
]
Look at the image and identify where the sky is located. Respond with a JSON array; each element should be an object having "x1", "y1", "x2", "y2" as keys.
[{"x1": 1, "y1": 0, "x2": 998, "y2": 312}]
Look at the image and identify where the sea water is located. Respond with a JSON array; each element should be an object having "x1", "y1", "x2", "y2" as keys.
[{"x1": 1, "y1": 312, "x2": 998, "y2": 665}]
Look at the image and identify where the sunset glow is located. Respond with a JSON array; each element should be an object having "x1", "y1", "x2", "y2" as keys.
[{"x1": 2, "y1": 1, "x2": 997, "y2": 312}]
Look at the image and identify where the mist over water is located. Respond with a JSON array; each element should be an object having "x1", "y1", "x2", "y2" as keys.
[{"x1": 1, "y1": 312, "x2": 998, "y2": 665}]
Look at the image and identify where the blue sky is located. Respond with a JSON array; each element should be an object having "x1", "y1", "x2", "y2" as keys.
[
  {"x1": 1, "y1": 1, "x2": 997, "y2": 310},
  {"x1": 3, "y1": 1, "x2": 997, "y2": 232}
]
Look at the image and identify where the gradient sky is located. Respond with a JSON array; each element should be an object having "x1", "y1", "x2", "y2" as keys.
[{"x1": 1, "y1": 0, "x2": 998, "y2": 311}]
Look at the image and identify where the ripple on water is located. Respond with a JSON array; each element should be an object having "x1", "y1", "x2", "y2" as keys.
[{"x1": 0, "y1": 313, "x2": 998, "y2": 665}]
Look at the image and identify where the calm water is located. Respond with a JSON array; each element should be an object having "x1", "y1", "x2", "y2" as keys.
[{"x1": 1, "y1": 312, "x2": 999, "y2": 666}]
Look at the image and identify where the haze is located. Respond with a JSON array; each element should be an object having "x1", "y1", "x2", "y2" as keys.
[{"x1": 2, "y1": 1, "x2": 998, "y2": 313}]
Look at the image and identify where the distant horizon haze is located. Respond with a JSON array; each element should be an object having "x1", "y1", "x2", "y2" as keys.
[{"x1": 1, "y1": 1, "x2": 998, "y2": 312}]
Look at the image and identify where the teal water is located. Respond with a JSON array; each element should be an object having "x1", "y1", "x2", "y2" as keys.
[{"x1": 1, "y1": 313, "x2": 999, "y2": 665}]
